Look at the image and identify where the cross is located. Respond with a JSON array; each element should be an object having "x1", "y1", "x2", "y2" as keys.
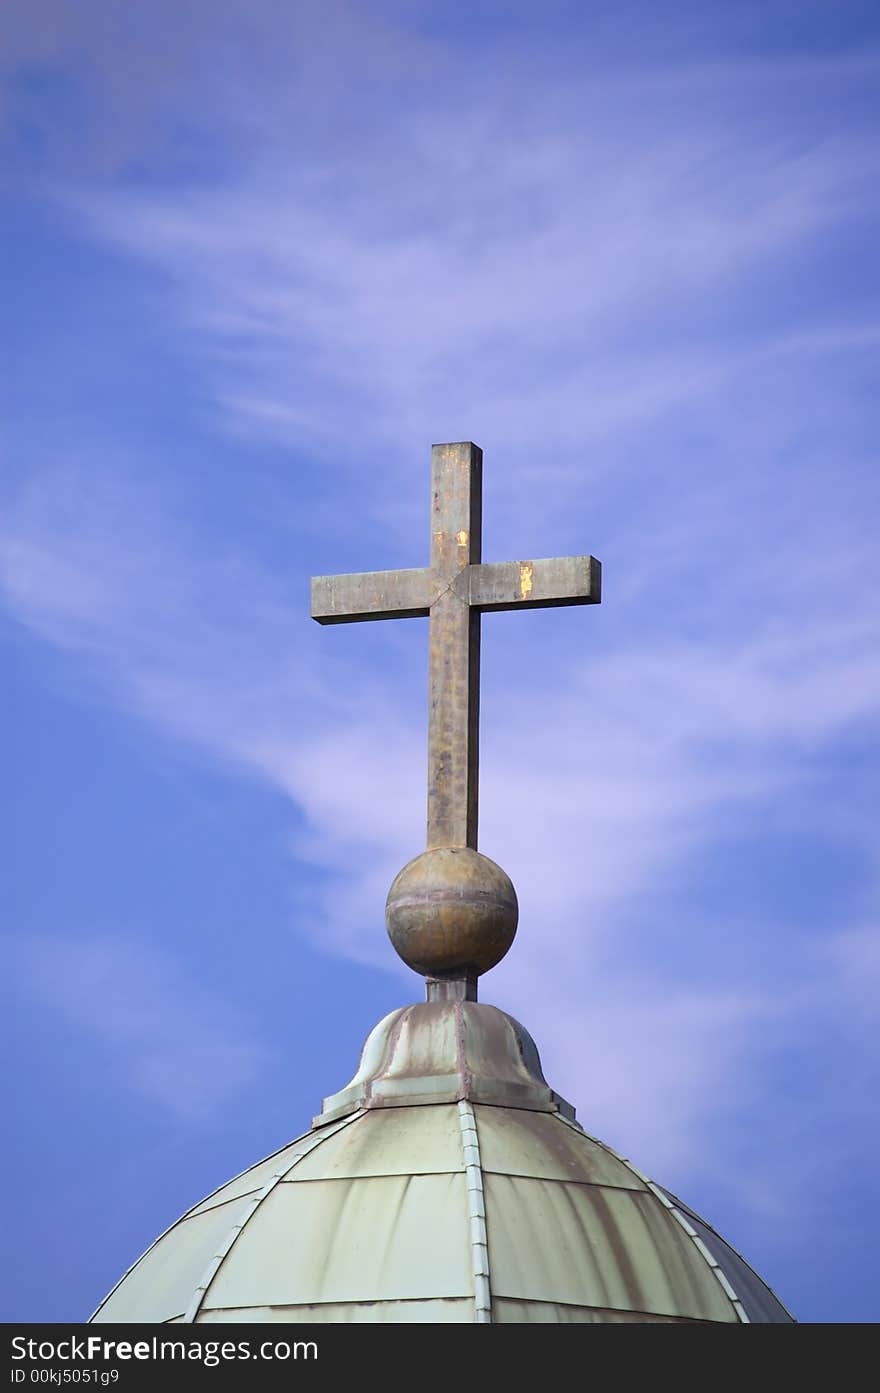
[{"x1": 311, "y1": 442, "x2": 601, "y2": 851}]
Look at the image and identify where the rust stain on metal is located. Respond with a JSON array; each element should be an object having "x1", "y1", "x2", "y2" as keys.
[
  {"x1": 456, "y1": 529, "x2": 469, "y2": 548},
  {"x1": 317, "y1": 1001, "x2": 574, "y2": 1123},
  {"x1": 453, "y1": 1000, "x2": 473, "y2": 1098},
  {"x1": 519, "y1": 561, "x2": 534, "y2": 600}
]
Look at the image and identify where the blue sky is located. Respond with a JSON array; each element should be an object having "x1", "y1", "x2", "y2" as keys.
[{"x1": 2, "y1": 0, "x2": 878, "y2": 1323}]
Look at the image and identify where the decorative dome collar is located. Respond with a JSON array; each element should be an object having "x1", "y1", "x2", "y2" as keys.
[{"x1": 317, "y1": 1001, "x2": 577, "y2": 1126}]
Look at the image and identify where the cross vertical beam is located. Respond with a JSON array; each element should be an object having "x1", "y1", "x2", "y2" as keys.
[{"x1": 428, "y1": 442, "x2": 482, "y2": 850}]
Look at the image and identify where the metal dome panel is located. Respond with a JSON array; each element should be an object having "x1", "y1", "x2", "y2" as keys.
[
  {"x1": 292, "y1": 1103, "x2": 465, "y2": 1181},
  {"x1": 201, "y1": 1171, "x2": 473, "y2": 1311},
  {"x1": 657, "y1": 1189, "x2": 794, "y2": 1323},
  {"x1": 197, "y1": 1299, "x2": 476, "y2": 1323},
  {"x1": 474, "y1": 1104, "x2": 642, "y2": 1188},
  {"x1": 492, "y1": 1300, "x2": 710, "y2": 1323},
  {"x1": 96, "y1": 1195, "x2": 258, "y2": 1324},
  {"x1": 188, "y1": 1134, "x2": 318, "y2": 1217},
  {"x1": 483, "y1": 1172, "x2": 736, "y2": 1320}
]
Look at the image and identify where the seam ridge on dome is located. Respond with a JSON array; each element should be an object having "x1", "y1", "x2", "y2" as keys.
[
  {"x1": 187, "y1": 1186, "x2": 261, "y2": 1217},
  {"x1": 477, "y1": 1169, "x2": 648, "y2": 1195},
  {"x1": 457, "y1": 1099, "x2": 491, "y2": 1324},
  {"x1": 554, "y1": 1113, "x2": 749, "y2": 1323},
  {"x1": 652, "y1": 1185, "x2": 797, "y2": 1322},
  {"x1": 185, "y1": 1128, "x2": 316, "y2": 1214},
  {"x1": 665, "y1": 1204, "x2": 749, "y2": 1323},
  {"x1": 182, "y1": 1110, "x2": 365, "y2": 1325},
  {"x1": 88, "y1": 1146, "x2": 308, "y2": 1326},
  {"x1": 93, "y1": 1116, "x2": 324, "y2": 1306}
]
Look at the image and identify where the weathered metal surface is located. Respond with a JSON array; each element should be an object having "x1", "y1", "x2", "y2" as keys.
[
  {"x1": 310, "y1": 567, "x2": 433, "y2": 623},
  {"x1": 197, "y1": 1298, "x2": 475, "y2": 1323},
  {"x1": 182, "y1": 1117, "x2": 367, "y2": 1325},
  {"x1": 201, "y1": 1172, "x2": 473, "y2": 1309},
  {"x1": 188, "y1": 1132, "x2": 314, "y2": 1216},
  {"x1": 428, "y1": 442, "x2": 483, "y2": 849},
  {"x1": 385, "y1": 845, "x2": 517, "y2": 977},
  {"x1": 492, "y1": 1299, "x2": 705, "y2": 1322},
  {"x1": 289, "y1": 1103, "x2": 464, "y2": 1181},
  {"x1": 93, "y1": 1194, "x2": 254, "y2": 1324},
  {"x1": 482, "y1": 1173, "x2": 737, "y2": 1321},
  {"x1": 424, "y1": 970, "x2": 478, "y2": 1002},
  {"x1": 473, "y1": 1104, "x2": 644, "y2": 1190},
  {"x1": 310, "y1": 439, "x2": 602, "y2": 863},
  {"x1": 90, "y1": 1113, "x2": 361, "y2": 1324},
  {"x1": 316, "y1": 1002, "x2": 575, "y2": 1124},
  {"x1": 470, "y1": 555, "x2": 601, "y2": 611},
  {"x1": 458, "y1": 1100, "x2": 492, "y2": 1322},
  {"x1": 657, "y1": 1188, "x2": 795, "y2": 1323}
]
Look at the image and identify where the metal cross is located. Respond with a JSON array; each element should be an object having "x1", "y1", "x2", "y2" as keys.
[{"x1": 311, "y1": 442, "x2": 601, "y2": 851}]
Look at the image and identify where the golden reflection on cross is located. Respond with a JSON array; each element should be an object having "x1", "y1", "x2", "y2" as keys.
[{"x1": 311, "y1": 442, "x2": 601, "y2": 851}]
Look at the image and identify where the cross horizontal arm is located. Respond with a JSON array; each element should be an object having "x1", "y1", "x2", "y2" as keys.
[
  {"x1": 469, "y1": 555, "x2": 601, "y2": 613},
  {"x1": 311, "y1": 568, "x2": 433, "y2": 624}
]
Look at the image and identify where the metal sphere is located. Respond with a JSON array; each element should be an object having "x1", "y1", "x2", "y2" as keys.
[{"x1": 385, "y1": 846, "x2": 518, "y2": 977}]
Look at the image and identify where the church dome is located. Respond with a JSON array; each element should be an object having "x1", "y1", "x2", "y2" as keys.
[{"x1": 91, "y1": 1001, "x2": 793, "y2": 1324}]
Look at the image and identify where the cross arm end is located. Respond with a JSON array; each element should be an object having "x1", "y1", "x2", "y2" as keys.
[
  {"x1": 311, "y1": 568, "x2": 433, "y2": 625},
  {"x1": 471, "y1": 555, "x2": 601, "y2": 613}
]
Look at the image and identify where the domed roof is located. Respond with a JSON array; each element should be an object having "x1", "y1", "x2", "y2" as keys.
[{"x1": 91, "y1": 1002, "x2": 793, "y2": 1324}]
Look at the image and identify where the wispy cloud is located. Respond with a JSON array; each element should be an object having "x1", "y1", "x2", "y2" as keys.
[
  {"x1": 7, "y1": 934, "x2": 269, "y2": 1119},
  {"x1": 72, "y1": 114, "x2": 878, "y2": 458},
  {"x1": 7, "y1": 2, "x2": 868, "y2": 469}
]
